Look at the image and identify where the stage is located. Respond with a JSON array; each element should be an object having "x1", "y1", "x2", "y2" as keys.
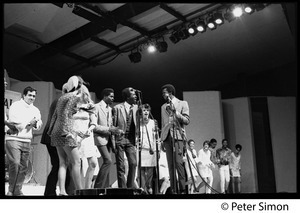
[{"x1": 5, "y1": 182, "x2": 46, "y2": 196}]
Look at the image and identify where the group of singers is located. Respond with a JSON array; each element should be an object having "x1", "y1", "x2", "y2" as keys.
[{"x1": 5, "y1": 74, "x2": 193, "y2": 196}]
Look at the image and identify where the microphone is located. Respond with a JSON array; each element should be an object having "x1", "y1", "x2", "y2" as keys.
[{"x1": 165, "y1": 94, "x2": 172, "y2": 103}]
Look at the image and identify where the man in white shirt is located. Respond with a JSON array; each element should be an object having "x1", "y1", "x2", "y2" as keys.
[{"x1": 5, "y1": 86, "x2": 42, "y2": 196}]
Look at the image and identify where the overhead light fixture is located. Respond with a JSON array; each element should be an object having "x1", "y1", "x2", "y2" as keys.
[
  {"x1": 177, "y1": 28, "x2": 190, "y2": 40},
  {"x1": 169, "y1": 31, "x2": 181, "y2": 44},
  {"x1": 196, "y1": 19, "x2": 206, "y2": 33},
  {"x1": 232, "y1": 6, "x2": 243, "y2": 17},
  {"x1": 128, "y1": 51, "x2": 142, "y2": 63},
  {"x1": 156, "y1": 41, "x2": 168, "y2": 53},
  {"x1": 187, "y1": 23, "x2": 198, "y2": 36},
  {"x1": 147, "y1": 44, "x2": 156, "y2": 53},
  {"x1": 207, "y1": 15, "x2": 216, "y2": 30},
  {"x1": 213, "y1": 12, "x2": 224, "y2": 25},
  {"x1": 244, "y1": 4, "x2": 255, "y2": 14},
  {"x1": 224, "y1": 7, "x2": 236, "y2": 22}
]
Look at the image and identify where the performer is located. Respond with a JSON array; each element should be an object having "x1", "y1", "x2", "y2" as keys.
[
  {"x1": 216, "y1": 139, "x2": 232, "y2": 194},
  {"x1": 93, "y1": 88, "x2": 120, "y2": 189},
  {"x1": 184, "y1": 139, "x2": 202, "y2": 194},
  {"x1": 48, "y1": 76, "x2": 92, "y2": 195},
  {"x1": 198, "y1": 140, "x2": 215, "y2": 194},
  {"x1": 113, "y1": 87, "x2": 138, "y2": 189},
  {"x1": 74, "y1": 85, "x2": 99, "y2": 189},
  {"x1": 138, "y1": 103, "x2": 157, "y2": 194},
  {"x1": 229, "y1": 144, "x2": 242, "y2": 193},
  {"x1": 158, "y1": 149, "x2": 170, "y2": 194},
  {"x1": 160, "y1": 84, "x2": 190, "y2": 194},
  {"x1": 41, "y1": 84, "x2": 75, "y2": 196},
  {"x1": 5, "y1": 86, "x2": 43, "y2": 196}
]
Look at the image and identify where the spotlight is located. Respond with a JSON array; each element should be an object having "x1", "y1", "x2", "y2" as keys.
[
  {"x1": 128, "y1": 52, "x2": 142, "y2": 63},
  {"x1": 177, "y1": 28, "x2": 190, "y2": 40},
  {"x1": 244, "y1": 4, "x2": 255, "y2": 14},
  {"x1": 196, "y1": 19, "x2": 206, "y2": 33},
  {"x1": 156, "y1": 41, "x2": 168, "y2": 53},
  {"x1": 213, "y1": 12, "x2": 224, "y2": 25},
  {"x1": 207, "y1": 15, "x2": 216, "y2": 30},
  {"x1": 232, "y1": 6, "x2": 243, "y2": 17},
  {"x1": 188, "y1": 23, "x2": 198, "y2": 36},
  {"x1": 147, "y1": 44, "x2": 156, "y2": 53},
  {"x1": 224, "y1": 7, "x2": 236, "y2": 22},
  {"x1": 169, "y1": 31, "x2": 180, "y2": 44}
]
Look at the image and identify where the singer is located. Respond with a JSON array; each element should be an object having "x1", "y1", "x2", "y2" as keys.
[
  {"x1": 93, "y1": 88, "x2": 119, "y2": 189},
  {"x1": 160, "y1": 84, "x2": 190, "y2": 194},
  {"x1": 138, "y1": 103, "x2": 157, "y2": 194},
  {"x1": 113, "y1": 87, "x2": 138, "y2": 189}
]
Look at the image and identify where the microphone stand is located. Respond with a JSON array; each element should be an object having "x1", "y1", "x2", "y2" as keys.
[
  {"x1": 168, "y1": 99, "x2": 188, "y2": 194},
  {"x1": 187, "y1": 150, "x2": 221, "y2": 194},
  {"x1": 186, "y1": 148, "x2": 197, "y2": 193},
  {"x1": 149, "y1": 113, "x2": 161, "y2": 195},
  {"x1": 135, "y1": 92, "x2": 143, "y2": 189}
]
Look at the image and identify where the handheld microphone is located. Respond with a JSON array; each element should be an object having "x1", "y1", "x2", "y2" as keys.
[{"x1": 165, "y1": 94, "x2": 172, "y2": 103}]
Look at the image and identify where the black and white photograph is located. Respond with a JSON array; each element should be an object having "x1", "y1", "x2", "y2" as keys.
[{"x1": 2, "y1": 2, "x2": 297, "y2": 206}]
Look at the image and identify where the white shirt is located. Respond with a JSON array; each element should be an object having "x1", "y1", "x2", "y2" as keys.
[
  {"x1": 5, "y1": 98, "x2": 42, "y2": 142},
  {"x1": 229, "y1": 152, "x2": 241, "y2": 177}
]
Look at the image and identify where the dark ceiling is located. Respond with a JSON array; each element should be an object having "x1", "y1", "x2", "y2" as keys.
[{"x1": 3, "y1": 3, "x2": 297, "y2": 113}]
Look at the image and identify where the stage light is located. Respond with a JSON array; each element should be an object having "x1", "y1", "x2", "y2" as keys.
[
  {"x1": 128, "y1": 51, "x2": 142, "y2": 63},
  {"x1": 177, "y1": 28, "x2": 190, "y2": 40},
  {"x1": 188, "y1": 23, "x2": 198, "y2": 36},
  {"x1": 213, "y1": 12, "x2": 224, "y2": 25},
  {"x1": 244, "y1": 4, "x2": 255, "y2": 14},
  {"x1": 156, "y1": 41, "x2": 168, "y2": 53},
  {"x1": 232, "y1": 6, "x2": 243, "y2": 17},
  {"x1": 224, "y1": 7, "x2": 236, "y2": 22},
  {"x1": 196, "y1": 19, "x2": 206, "y2": 33},
  {"x1": 169, "y1": 31, "x2": 180, "y2": 44},
  {"x1": 147, "y1": 44, "x2": 156, "y2": 53},
  {"x1": 207, "y1": 15, "x2": 216, "y2": 30}
]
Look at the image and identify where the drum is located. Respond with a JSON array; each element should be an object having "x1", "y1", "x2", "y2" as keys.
[{"x1": 24, "y1": 160, "x2": 33, "y2": 183}]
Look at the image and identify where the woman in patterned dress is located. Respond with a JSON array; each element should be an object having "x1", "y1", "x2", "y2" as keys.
[{"x1": 48, "y1": 76, "x2": 94, "y2": 195}]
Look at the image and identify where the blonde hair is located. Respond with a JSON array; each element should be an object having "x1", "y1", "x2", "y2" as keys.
[{"x1": 78, "y1": 85, "x2": 93, "y2": 104}]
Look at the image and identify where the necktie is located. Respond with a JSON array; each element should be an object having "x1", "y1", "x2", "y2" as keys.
[
  {"x1": 128, "y1": 105, "x2": 133, "y2": 120},
  {"x1": 106, "y1": 104, "x2": 109, "y2": 124},
  {"x1": 125, "y1": 105, "x2": 134, "y2": 135}
]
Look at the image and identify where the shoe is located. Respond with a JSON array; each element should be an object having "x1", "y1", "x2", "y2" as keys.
[{"x1": 58, "y1": 194, "x2": 68, "y2": 196}]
